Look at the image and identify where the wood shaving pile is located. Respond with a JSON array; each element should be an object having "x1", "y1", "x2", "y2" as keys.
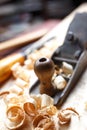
[{"x1": 0, "y1": 38, "x2": 80, "y2": 130}]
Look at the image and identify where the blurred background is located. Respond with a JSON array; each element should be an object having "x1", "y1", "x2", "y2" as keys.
[{"x1": 0, "y1": 0, "x2": 87, "y2": 42}]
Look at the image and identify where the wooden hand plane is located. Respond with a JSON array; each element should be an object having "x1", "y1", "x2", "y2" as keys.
[
  {"x1": 51, "y1": 12, "x2": 87, "y2": 107},
  {"x1": 30, "y1": 12, "x2": 87, "y2": 107}
]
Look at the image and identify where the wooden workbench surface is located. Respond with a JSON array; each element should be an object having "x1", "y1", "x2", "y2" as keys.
[{"x1": 1, "y1": 3, "x2": 87, "y2": 130}]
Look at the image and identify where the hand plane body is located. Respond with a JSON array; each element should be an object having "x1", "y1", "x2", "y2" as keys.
[
  {"x1": 51, "y1": 12, "x2": 87, "y2": 107},
  {"x1": 30, "y1": 13, "x2": 87, "y2": 107}
]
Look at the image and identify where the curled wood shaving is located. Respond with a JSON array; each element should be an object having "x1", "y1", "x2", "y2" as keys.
[
  {"x1": 58, "y1": 109, "x2": 71, "y2": 125},
  {"x1": 41, "y1": 94, "x2": 54, "y2": 108},
  {"x1": 4, "y1": 94, "x2": 21, "y2": 107},
  {"x1": 5, "y1": 106, "x2": 25, "y2": 130},
  {"x1": 33, "y1": 114, "x2": 46, "y2": 128},
  {"x1": 34, "y1": 128, "x2": 43, "y2": 130},
  {"x1": 0, "y1": 91, "x2": 10, "y2": 97},
  {"x1": 1, "y1": 90, "x2": 79, "y2": 130},
  {"x1": 31, "y1": 94, "x2": 42, "y2": 109},
  {"x1": 3, "y1": 93, "x2": 29, "y2": 108},
  {"x1": 44, "y1": 121, "x2": 55, "y2": 130},
  {"x1": 23, "y1": 100, "x2": 37, "y2": 117},
  {"x1": 31, "y1": 94, "x2": 54, "y2": 109},
  {"x1": 9, "y1": 85, "x2": 23, "y2": 95},
  {"x1": 65, "y1": 107, "x2": 79, "y2": 115},
  {"x1": 15, "y1": 78, "x2": 28, "y2": 89},
  {"x1": 58, "y1": 107, "x2": 79, "y2": 125},
  {"x1": 11, "y1": 63, "x2": 30, "y2": 82},
  {"x1": 39, "y1": 105, "x2": 58, "y2": 116},
  {"x1": 46, "y1": 105, "x2": 58, "y2": 116},
  {"x1": 33, "y1": 114, "x2": 55, "y2": 130},
  {"x1": 62, "y1": 62, "x2": 73, "y2": 75}
]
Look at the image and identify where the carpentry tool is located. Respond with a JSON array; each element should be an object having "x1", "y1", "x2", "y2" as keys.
[
  {"x1": 0, "y1": 20, "x2": 59, "y2": 58},
  {"x1": 30, "y1": 12, "x2": 87, "y2": 107},
  {"x1": 0, "y1": 37, "x2": 55, "y2": 84},
  {"x1": 0, "y1": 26, "x2": 50, "y2": 58},
  {"x1": 52, "y1": 12, "x2": 87, "y2": 107},
  {"x1": 34, "y1": 57, "x2": 57, "y2": 97}
]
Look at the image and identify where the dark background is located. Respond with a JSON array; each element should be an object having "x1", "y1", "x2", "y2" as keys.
[
  {"x1": 0, "y1": 0, "x2": 87, "y2": 42},
  {"x1": 0, "y1": 0, "x2": 87, "y2": 21}
]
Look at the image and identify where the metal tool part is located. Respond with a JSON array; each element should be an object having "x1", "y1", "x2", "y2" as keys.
[
  {"x1": 51, "y1": 12, "x2": 87, "y2": 107},
  {"x1": 30, "y1": 12, "x2": 87, "y2": 107}
]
